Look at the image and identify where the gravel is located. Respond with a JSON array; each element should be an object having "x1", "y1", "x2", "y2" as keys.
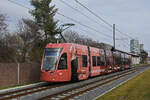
[{"x1": 73, "y1": 66, "x2": 150, "y2": 100}]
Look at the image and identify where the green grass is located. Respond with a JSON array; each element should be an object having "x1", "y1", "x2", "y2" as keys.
[
  {"x1": 0, "y1": 81, "x2": 41, "y2": 90},
  {"x1": 97, "y1": 67, "x2": 150, "y2": 100},
  {"x1": 134, "y1": 63, "x2": 148, "y2": 67}
]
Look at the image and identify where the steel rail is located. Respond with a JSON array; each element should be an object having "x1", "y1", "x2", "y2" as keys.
[
  {"x1": 0, "y1": 66, "x2": 146, "y2": 100},
  {"x1": 40, "y1": 67, "x2": 144, "y2": 100},
  {"x1": 0, "y1": 82, "x2": 69, "y2": 100}
]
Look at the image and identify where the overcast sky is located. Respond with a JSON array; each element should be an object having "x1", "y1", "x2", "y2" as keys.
[{"x1": 0, "y1": 0, "x2": 150, "y2": 54}]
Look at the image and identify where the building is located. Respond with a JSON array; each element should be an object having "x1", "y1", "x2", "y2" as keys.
[
  {"x1": 131, "y1": 54, "x2": 140, "y2": 65},
  {"x1": 130, "y1": 39, "x2": 140, "y2": 55},
  {"x1": 148, "y1": 57, "x2": 150, "y2": 64},
  {"x1": 140, "y1": 44, "x2": 144, "y2": 52}
]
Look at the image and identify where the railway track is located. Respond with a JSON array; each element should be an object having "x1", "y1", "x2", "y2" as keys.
[
  {"x1": 0, "y1": 66, "x2": 146, "y2": 100},
  {"x1": 0, "y1": 82, "x2": 69, "y2": 100},
  {"x1": 40, "y1": 68, "x2": 141, "y2": 100}
]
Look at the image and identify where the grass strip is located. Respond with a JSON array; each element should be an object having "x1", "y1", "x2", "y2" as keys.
[
  {"x1": 0, "y1": 81, "x2": 41, "y2": 90},
  {"x1": 97, "y1": 67, "x2": 150, "y2": 100}
]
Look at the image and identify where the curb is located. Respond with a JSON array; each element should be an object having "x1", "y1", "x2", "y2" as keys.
[{"x1": 0, "y1": 82, "x2": 49, "y2": 94}]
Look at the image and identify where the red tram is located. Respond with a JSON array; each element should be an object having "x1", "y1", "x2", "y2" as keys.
[{"x1": 41, "y1": 43, "x2": 132, "y2": 82}]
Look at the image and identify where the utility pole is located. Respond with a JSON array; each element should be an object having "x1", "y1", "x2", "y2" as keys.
[
  {"x1": 113, "y1": 24, "x2": 115, "y2": 49},
  {"x1": 17, "y1": 63, "x2": 20, "y2": 84}
]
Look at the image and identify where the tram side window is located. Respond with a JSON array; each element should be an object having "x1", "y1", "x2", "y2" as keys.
[
  {"x1": 106, "y1": 57, "x2": 110, "y2": 66},
  {"x1": 101, "y1": 57, "x2": 105, "y2": 66},
  {"x1": 58, "y1": 53, "x2": 67, "y2": 70},
  {"x1": 117, "y1": 57, "x2": 121, "y2": 66},
  {"x1": 97, "y1": 56, "x2": 105, "y2": 66},
  {"x1": 92, "y1": 56, "x2": 96, "y2": 67},
  {"x1": 126, "y1": 59, "x2": 128, "y2": 65},
  {"x1": 97, "y1": 56, "x2": 101, "y2": 66},
  {"x1": 122, "y1": 58, "x2": 125, "y2": 65},
  {"x1": 114, "y1": 58, "x2": 117, "y2": 65},
  {"x1": 82, "y1": 55, "x2": 87, "y2": 67},
  {"x1": 123, "y1": 59, "x2": 125, "y2": 65}
]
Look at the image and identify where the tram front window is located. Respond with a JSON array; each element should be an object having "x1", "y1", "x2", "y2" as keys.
[{"x1": 42, "y1": 48, "x2": 62, "y2": 71}]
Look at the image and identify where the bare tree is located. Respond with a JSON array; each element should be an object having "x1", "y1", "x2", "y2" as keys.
[
  {"x1": 0, "y1": 12, "x2": 8, "y2": 47},
  {"x1": 15, "y1": 18, "x2": 42, "y2": 62},
  {"x1": 22, "y1": 19, "x2": 45, "y2": 63},
  {"x1": 63, "y1": 30, "x2": 110, "y2": 50},
  {"x1": 64, "y1": 30, "x2": 80, "y2": 43},
  {"x1": 0, "y1": 33, "x2": 17, "y2": 62},
  {"x1": 0, "y1": 12, "x2": 13, "y2": 63},
  {"x1": 63, "y1": 30, "x2": 98, "y2": 46},
  {"x1": 0, "y1": 13, "x2": 7, "y2": 38}
]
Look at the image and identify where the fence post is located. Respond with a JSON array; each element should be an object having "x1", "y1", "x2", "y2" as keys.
[{"x1": 17, "y1": 63, "x2": 20, "y2": 84}]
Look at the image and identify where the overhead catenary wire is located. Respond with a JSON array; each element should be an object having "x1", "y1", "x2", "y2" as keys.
[
  {"x1": 59, "y1": 0, "x2": 131, "y2": 47},
  {"x1": 73, "y1": 26, "x2": 111, "y2": 41},
  {"x1": 56, "y1": 3, "x2": 129, "y2": 48},
  {"x1": 68, "y1": 0, "x2": 145, "y2": 52},
  {"x1": 56, "y1": 20, "x2": 112, "y2": 43},
  {"x1": 60, "y1": 0, "x2": 133, "y2": 47},
  {"x1": 57, "y1": 20, "x2": 111, "y2": 43},
  {"x1": 57, "y1": 12, "x2": 113, "y2": 39},
  {"x1": 59, "y1": 0, "x2": 112, "y2": 32},
  {"x1": 74, "y1": 0, "x2": 134, "y2": 39},
  {"x1": 74, "y1": 0, "x2": 112, "y2": 27},
  {"x1": 7, "y1": 0, "x2": 113, "y2": 40},
  {"x1": 8, "y1": 0, "x2": 30, "y2": 9},
  {"x1": 7, "y1": 0, "x2": 131, "y2": 51},
  {"x1": 74, "y1": 0, "x2": 132, "y2": 50},
  {"x1": 115, "y1": 34, "x2": 130, "y2": 45},
  {"x1": 116, "y1": 36, "x2": 130, "y2": 49}
]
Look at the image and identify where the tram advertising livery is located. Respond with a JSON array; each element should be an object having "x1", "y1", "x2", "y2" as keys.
[{"x1": 41, "y1": 43, "x2": 132, "y2": 82}]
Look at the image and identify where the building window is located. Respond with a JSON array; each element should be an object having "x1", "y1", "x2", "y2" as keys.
[
  {"x1": 92, "y1": 56, "x2": 96, "y2": 66},
  {"x1": 82, "y1": 55, "x2": 87, "y2": 67}
]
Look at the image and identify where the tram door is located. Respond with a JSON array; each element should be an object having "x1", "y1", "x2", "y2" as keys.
[
  {"x1": 88, "y1": 47, "x2": 91, "y2": 77},
  {"x1": 57, "y1": 53, "x2": 70, "y2": 81},
  {"x1": 78, "y1": 55, "x2": 89, "y2": 80},
  {"x1": 104, "y1": 50, "x2": 107, "y2": 73},
  {"x1": 71, "y1": 57, "x2": 78, "y2": 81}
]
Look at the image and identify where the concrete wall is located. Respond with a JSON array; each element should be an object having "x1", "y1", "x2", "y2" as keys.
[{"x1": 0, "y1": 63, "x2": 41, "y2": 88}]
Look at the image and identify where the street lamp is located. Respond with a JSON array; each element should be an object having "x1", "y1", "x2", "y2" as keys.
[
  {"x1": 61, "y1": 23, "x2": 75, "y2": 27},
  {"x1": 59, "y1": 23, "x2": 75, "y2": 43}
]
